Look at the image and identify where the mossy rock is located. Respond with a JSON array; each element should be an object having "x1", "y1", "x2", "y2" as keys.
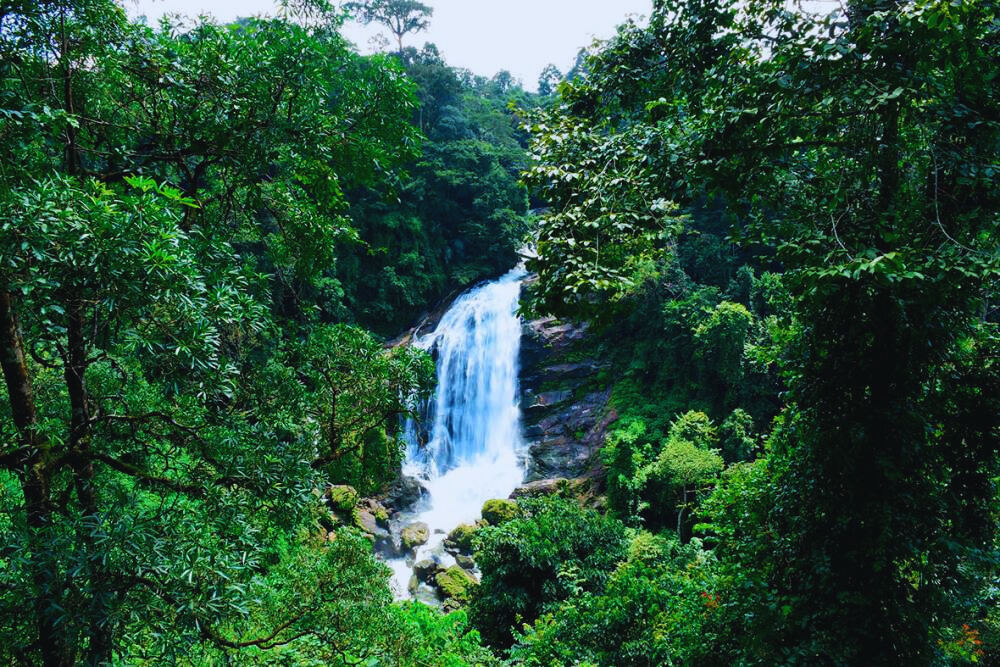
[
  {"x1": 435, "y1": 565, "x2": 477, "y2": 604},
  {"x1": 455, "y1": 554, "x2": 476, "y2": 571},
  {"x1": 401, "y1": 521, "x2": 430, "y2": 550},
  {"x1": 442, "y1": 597, "x2": 464, "y2": 613},
  {"x1": 354, "y1": 507, "x2": 390, "y2": 539},
  {"x1": 413, "y1": 559, "x2": 443, "y2": 583},
  {"x1": 443, "y1": 522, "x2": 478, "y2": 553},
  {"x1": 325, "y1": 485, "x2": 360, "y2": 513},
  {"x1": 355, "y1": 499, "x2": 391, "y2": 530},
  {"x1": 510, "y1": 478, "x2": 569, "y2": 498},
  {"x1": 481, "y1": 498, "x2": 520, "y2": 526}
]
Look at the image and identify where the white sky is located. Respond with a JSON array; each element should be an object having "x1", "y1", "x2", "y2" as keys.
[{"x1": 125, "y1": 1, "x2": 652, "y2": 91}]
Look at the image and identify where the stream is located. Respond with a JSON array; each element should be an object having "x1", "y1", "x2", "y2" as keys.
[{"x1": 387, "y1": 266, "x2": 528, "y2": 599}]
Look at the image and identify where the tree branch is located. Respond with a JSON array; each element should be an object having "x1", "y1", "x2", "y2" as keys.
[
  {"x1": 128, "y1": 574, "x2": 317, "y2": 651},
  {"x1": 89, "y1": 452, "x2": 204, "y2": 496}
]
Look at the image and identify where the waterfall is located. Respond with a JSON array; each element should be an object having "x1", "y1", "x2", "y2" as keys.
[{"x1": 389, "y1": 266, "x2": 528, "y2": 596}]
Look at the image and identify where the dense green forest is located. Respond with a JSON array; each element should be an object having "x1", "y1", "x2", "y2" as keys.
[
  {"x1": 511, "y1": 0, "x2": 1000, "y2": 663},
  {"x1": 0, "y1": 0, "x2": 522, "y2": 662},
  {"x1": 1, "y1": 0, "x2": 998, "y2": 664}
]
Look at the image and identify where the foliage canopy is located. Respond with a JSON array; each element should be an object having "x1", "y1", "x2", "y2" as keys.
[{"x1": 522, "y1": 0, "x2": 1000, "y2": 661}]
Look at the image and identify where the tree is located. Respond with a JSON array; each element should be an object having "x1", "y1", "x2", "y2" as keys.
[
  {"x1": 537, "y1": 64, "x2": 562, "y2": 97},
  {"x1": 347, "y1": 0, "x2": 433, "y2": 52},
  {"x1": 488, "y1": 69, "x2": 516, "y2": 96},
  {"x1": 601, "y1": 412, "x2": 723, "y2": 532},
  {"x1": 339, "y1": 47, "x2": 531, "y2": 333},
  {"x1": 717, "y1": 408, "x2": 755, "y2": 464},
  {"x1": 301, "y1": 324, "x2": 434, "y2": 495},
  {"x1": 693, "y1": 301, "x2": 752, "y2": 405}
]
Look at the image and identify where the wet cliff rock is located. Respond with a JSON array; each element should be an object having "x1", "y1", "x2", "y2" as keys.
[{"x1": 519, "y1": 315, "x2": 616, "y2": 484}]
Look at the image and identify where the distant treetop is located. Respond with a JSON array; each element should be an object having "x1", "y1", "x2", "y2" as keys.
[{"x1": 345, "y1": 0, "x2": 433, "y2": 52}]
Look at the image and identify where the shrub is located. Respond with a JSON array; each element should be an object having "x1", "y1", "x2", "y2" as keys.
[{"x1": 468, "y1": 496, "x2": 628, "y2": 651}]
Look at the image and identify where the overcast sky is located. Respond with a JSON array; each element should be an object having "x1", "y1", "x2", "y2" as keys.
[{"x1": 126, "y1": 1, "x2": 652, "y2": 91}]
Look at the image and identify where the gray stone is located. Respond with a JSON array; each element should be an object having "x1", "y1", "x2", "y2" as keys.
[
  {"x1": 355, "y1": 508, "x2": 390, "y2": 539},
  {"x1": 511, "y1": 478, "x2": 569, "y2": 498},
  {"x1": 358, "y1": 498, "x2": 390, "y2": 527},
  {"x1": 455, "y1": 554, "x2": 476, "y2": 571},
  {"x1": 413, "y1": 559, "x2": 442, "y2": 583},
  {"x1": 401, "y1": 521, "x2": 430, "y2": 550},
  {"x1": 381, "y1": 474, "x2": 428, "y2": 512}
]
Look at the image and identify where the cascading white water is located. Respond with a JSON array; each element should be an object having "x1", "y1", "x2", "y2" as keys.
[{"x1": 388, "y1": 266, "x2": 528, "y2": 597}]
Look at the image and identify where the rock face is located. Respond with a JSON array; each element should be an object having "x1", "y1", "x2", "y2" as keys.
[{"x1": 519, "y1": 314, "x2": 615, "y2": 483}]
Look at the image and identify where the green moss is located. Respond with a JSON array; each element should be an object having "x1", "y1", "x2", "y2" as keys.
[
  {"x1": 446, "y1": 523, "x2": 478, "y2": 552},
  {"x1": 435, "y1": 566, "x2": 477, "y2": 604},
  {"x1": 401, "y1": 522, "x2": 430, "y2": 550},
  {"x1": 326, "y1": 485, "x2": 359, "y2": 513},
  {"x1": 481, "y1": 498, "x2": 520, "y2": 526}
]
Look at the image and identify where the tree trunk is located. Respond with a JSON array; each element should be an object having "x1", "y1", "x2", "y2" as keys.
[
  {"x1": 0, "y1": 291, "x2": 39, "y2": 437},
  {"x1": 0, "y1": 291, "x2": 69, "y2": 665},
  {"x1": 64, "y1": 298, "x2": 114, "y2": 664}
]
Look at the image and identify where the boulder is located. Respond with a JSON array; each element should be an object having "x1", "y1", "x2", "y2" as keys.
[
  {"x1": 413, "y1": 558, "x2": 443, "y2": 583},
  {"x1": 325, "y1": 485, "x2": 359, "y2": 513},
  {"x1": 442, "y1": 597, "x2": 465, "y2": 613},
  {"x1": 443, "y1": 523, "x2": 478, "y2": 554},
  {"x1": 381, "y1": 474, "x2": 428, "y2": 512},
  {"x1": 480, "y1": 498, "x2": 520, "y2": 526},
  {"x1": 455, "y1": 554, "x2": 477, "y2": 571},
  {"x1": 435, "y1": 565, "x2": 477, "y2": 604},
  {"x1": 357, "y1": 498, "x2": 390, "y2": 527},
  {"x1": 352, "y1": 498, "x2": 391, "y2": 543},
  {"x1": 365, "y1": 498, "x2": 391, "y2": 522},
  {"x1": 355, "y1": 508, "x2": 390, "y2": 539},
  {"x1": 401, "y1": 521, "x2": 430, "y2": 551},
  {"x1": 510, "y1": 478, "x2": 569, "y2": 498}
]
